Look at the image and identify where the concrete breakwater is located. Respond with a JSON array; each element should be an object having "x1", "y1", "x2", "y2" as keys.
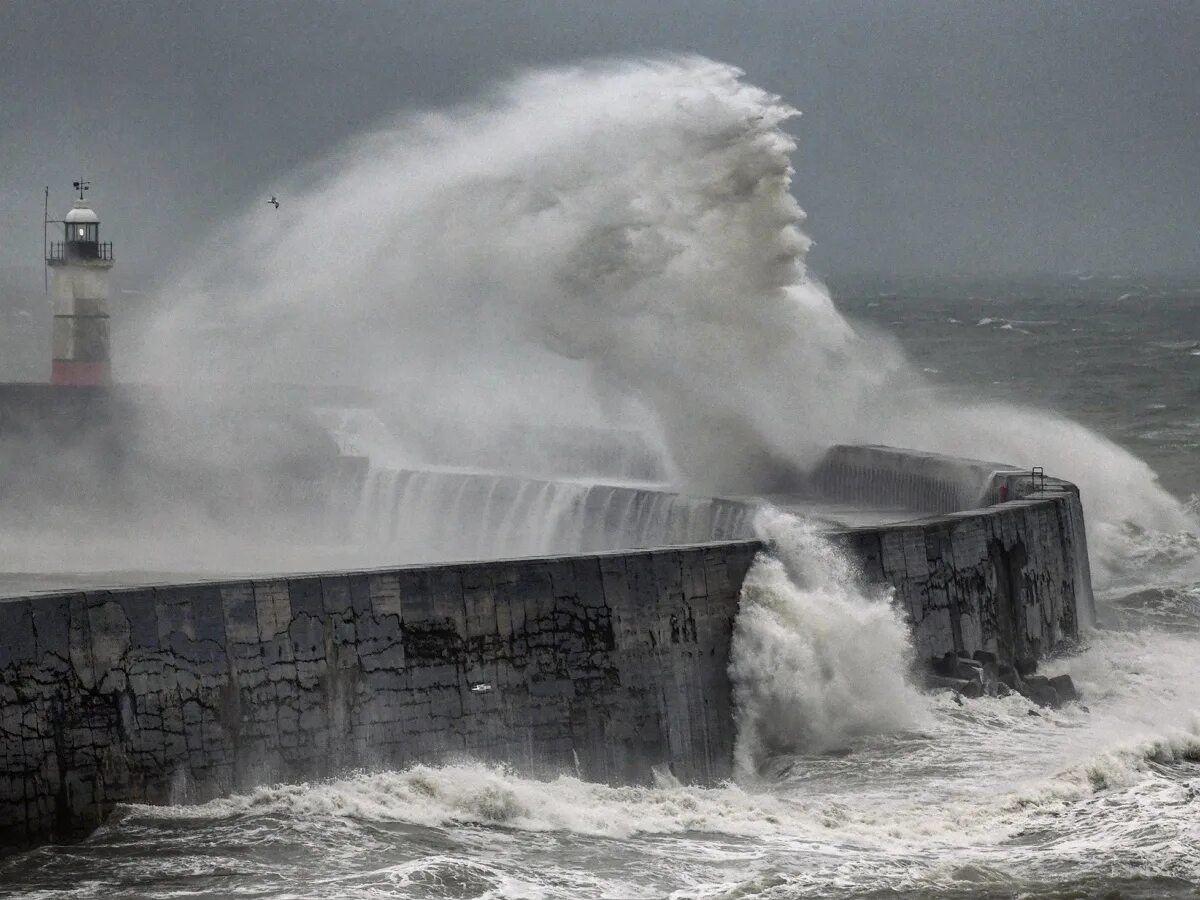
[
  {"x1": 0, "y1": 543, "x2": 761, "y2": 848},
  {"x1": 0, "y1": 448, "x2": 1094, "y2": 848}
]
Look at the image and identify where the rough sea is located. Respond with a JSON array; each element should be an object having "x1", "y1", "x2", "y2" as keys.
[{"x1": 2, "y1": 276, "x2": 1197, "y2": 899}]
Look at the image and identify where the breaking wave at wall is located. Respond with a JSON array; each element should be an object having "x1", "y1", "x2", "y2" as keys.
[{"x1": 729, "y1": 508, "x2": 927, "y2": 771}]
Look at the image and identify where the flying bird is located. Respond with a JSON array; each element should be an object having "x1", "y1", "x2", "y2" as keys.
[{"x1": 267, "y1": 196, "x2": 280, "y2": 209}]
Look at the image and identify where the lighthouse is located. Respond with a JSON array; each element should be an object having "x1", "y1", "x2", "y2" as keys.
[{"x1": 46, "y1": 185, "x2": 114, "y2": 385}]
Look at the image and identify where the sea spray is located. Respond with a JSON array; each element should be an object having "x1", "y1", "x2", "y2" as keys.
[
  {"x1": 129, "y1": 57, "x2": 1191, "y2": 557},
  {"x1": 729, "y1": 508, "x2": 927, "y2": 772}
]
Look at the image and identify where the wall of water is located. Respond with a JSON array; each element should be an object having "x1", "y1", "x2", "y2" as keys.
[
  {"x1": 334, "y1": 466, "x2": 754, "y2": 563},
  {"x1": 807, "y1": 444, "x2": 1018, "y2": 513}
]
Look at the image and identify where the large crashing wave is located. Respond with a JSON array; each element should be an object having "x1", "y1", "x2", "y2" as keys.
[
  {"x1": 730, "y1": 509, "x2": 927, "y2": 770},
  {"x1": 129, "y1": 56, "x2": 1190, "y2": 544}
]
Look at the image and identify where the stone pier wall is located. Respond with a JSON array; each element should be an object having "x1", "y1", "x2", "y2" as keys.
[
  {"x1": 0, "y1": 448, "x2": 1095, "y2": 851},
  {"x1": 0, "y1": 542, "x2": 759, "y2": 848},
  {"x1": 830, "y1": 489, "x2": 1089, "y2": 667}
]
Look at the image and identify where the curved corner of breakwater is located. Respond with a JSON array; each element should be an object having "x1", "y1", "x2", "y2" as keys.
[
  {"x1": 812, "y1": 444, "x2": 1096, "y2": 663},
  {"x1": 0, "y1": 445, "x2": 1095, "y2": 849}
]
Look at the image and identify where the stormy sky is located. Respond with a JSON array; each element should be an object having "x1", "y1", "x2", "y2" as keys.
[{"x1": 2, "y1": 0, "x2": 1198, "y2": 297}]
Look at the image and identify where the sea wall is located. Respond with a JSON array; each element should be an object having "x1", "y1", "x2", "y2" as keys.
[
  {"x1": 830, "y1": 492, "x2": 1089, "y2": 667},
  {"x1": 0, "y1": 447, "x2": 1095, "y2": 850},
  {"x1": 0, "y1": 542, "x2": 759, "y2": 848},
  {"x1": 821, "y1": 450, "x2": 1096, "y2": 643}
]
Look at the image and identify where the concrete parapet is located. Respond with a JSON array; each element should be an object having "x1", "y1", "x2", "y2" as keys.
[{"x1": 810, "y1": 444, "x2": 1018, "y2": 513}]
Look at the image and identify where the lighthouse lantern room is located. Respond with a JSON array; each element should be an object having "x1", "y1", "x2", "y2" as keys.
[{"x1": 46, "y1": 183, "x2": 114, "y2": 385}]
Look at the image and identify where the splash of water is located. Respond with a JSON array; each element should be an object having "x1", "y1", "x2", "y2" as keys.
[
  {"x1": 123, "y1": 761, "x2": 798, "y2": 842},
  {"x1": 127, "y1": 56, "x2": 1192, "y2": 555},
  {"x1": 345, "y1": 467, "x2": 752, "y2": 561},
  {"x1": 729, "y1": 508, "x2": 927, "y2": 771}
]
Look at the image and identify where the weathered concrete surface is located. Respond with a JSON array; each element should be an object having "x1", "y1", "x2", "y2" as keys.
[
  {"x1": 0, "y1": 542, "x2": 758, "y2": 848},
  {"x1": 830, "y1": 491, "x2": 1088, "y2": 668},
  {"x1": 815, "y1": 444, "x2": 1095, "y2": 639}
]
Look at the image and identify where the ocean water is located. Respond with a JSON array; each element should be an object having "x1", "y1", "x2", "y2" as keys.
[{"x1": 3, "y1": 279, "x2": 1198, "y2": 899}]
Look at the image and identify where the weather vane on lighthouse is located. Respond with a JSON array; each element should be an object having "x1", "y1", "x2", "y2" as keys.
[{"x1": 73, "y1": 179, "x2": 90, "y2": 200}]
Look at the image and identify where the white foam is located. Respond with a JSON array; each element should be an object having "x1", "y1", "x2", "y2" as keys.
[
  {"x1": 126, "y1": 761, "x2": 803, "y2": 842},
  {"x1": 729, "y1": 509, "x2": 927, "y2": 771}
]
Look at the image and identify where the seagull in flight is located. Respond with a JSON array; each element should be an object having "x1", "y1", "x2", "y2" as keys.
[{"x1": 267, "y1": 196, "x2": 280, "y2": 209}]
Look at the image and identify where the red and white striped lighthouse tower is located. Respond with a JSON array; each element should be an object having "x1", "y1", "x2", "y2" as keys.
[{"x1": 46, "y1": 183, "x2": 114, "y2": 385}]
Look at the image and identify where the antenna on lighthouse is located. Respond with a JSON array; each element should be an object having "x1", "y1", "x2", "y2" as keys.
[{"x1": 43, "y1": 186, "x2": 49, "y2": 295}]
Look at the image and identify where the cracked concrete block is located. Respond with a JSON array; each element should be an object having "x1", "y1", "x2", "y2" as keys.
[
  {"x1": 463, "y1": 573, "x2": 498, "y2": 639},
  {"x1": 221, "y1": 584, "x2": 259, "y2": 646},
  {"x1": 318, "y1": 575, "x2": 351, "y2": 616},
  {"x1": 288, "y1": 578, "x2": 324, "y2": 619},
  {"x1": 252, "y1": 581, "x2": 291, "y2": 640},
  {"x1": 30, "y1": 595, "x2": 70, "y2": 661},
  {"x1": 0, "y1": 601, "x2": 35, "y2": 667},
  {"x1": 367, "y1": 573, "x2": 402, "y2": 618}
]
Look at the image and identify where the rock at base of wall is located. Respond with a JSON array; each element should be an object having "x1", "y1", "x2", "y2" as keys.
[
  {"x1": 925, "y1": 674, "x2": 970, "y2": 693},
  {"x1": 1020, "y1": 675, "x2": 1060, "y2": 708},
  {"x1": 925, "y1": 656, "x2": 1081, "y2": 708},
  {"x1": 1017, "y1": 673, "x2": 1080, "y2": 708},
  {"x1": 997, "y1": 663, "x2": 1022, "y2": 692},
  {"x1": 932, "y1": 652, "x2": 988, "y2": 684},
  {"x1": 923, "y1": 673, "x2": 985, "y2": 698},
  {"x1": 1047, "y1": 674, "x2": 1079, "y2": 704},
  {"x1": 972, "y1": 650, "x2": 998, "y2": 667}
]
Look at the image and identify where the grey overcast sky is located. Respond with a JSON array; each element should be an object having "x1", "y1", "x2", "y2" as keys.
[{"x1": 2, "y1": 0, "x2": 1198, "y2": 294}]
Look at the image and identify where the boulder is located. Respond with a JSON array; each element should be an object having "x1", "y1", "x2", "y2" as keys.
[
  {"x1": 1047, "y1": 674, "x2": 1079, "y2": 704},
  {"x1": 932, "y1": 651, "x2": 960, "y2": 678},
  {"x1": 959, "y1": 679, "x2": 984, "y2": 699},
  {"x1": 954, "y1": 657, "x2": 984, "y2": 682},
  {"x1": 925, "y1": 674, "x2": 971, "y2": 693},
  {"x1": 973, "y1": 656, "x2": 999, "y2": 686},
  {"x1": 1020, "y1": 675, "x2": 1060, "y2": 708},
  {"x1": 1016, "y1": 656, "x2": 1039, "y2": 678},
  {"x1": 997, "y1": 663, "x2": 1023, "y2": 692},
  {"x1": 972, "y1": 650, "x2": 999, "y2": 668},
  {"x1": 924, "y1": 673, "x2": 982, "y2": 698}
]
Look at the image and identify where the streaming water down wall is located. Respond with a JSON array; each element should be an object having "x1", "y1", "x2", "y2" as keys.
[{"x1": 337, "y1": 467, "x2": 754, "y2": 562}]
